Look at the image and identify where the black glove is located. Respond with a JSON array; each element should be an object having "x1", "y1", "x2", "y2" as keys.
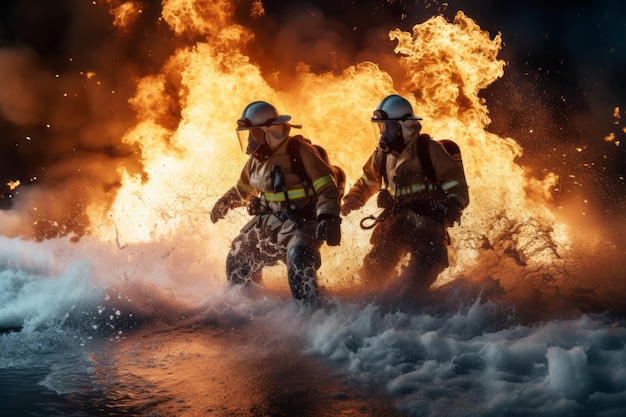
[
  {"x1": 316, "y1": 214, "x2": 342, "y2": 246},
  {"x1": 210, "y1": 195, "x2": 231, "y2": 223},
  {"x1": 247, "y1": 196, "x2": 261, "y2": 216},
  {"x1": 434, "y1": 197, "x2": 463, "y2": 225},
  {"x1": 377, "y1": 189, "x2": 394, "y2": 210},
  {"x1": 340, "y1": 194, "x2": 362, "y2": 217}
]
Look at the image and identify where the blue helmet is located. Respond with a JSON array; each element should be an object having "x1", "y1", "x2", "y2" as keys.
[{"x1": 371, "y1": 95, "x2": 422, "y2": 122}]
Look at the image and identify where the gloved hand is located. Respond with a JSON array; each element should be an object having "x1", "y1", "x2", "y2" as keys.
[
  {"x1": 316, "y1": 214, "x2": 342, "y2": 246},
  {"x1": 340, "y1": 194, "x2": 362, "y2": 216},
  {"x1": 434, "y1": 197, "x2": 463, "y2": 225},
  {"x1": 210, "y1": 195, "x2": 231, "y2": 223},
  {"x1": 376, "y1": 189, "x2": 394, "y2": 210}
]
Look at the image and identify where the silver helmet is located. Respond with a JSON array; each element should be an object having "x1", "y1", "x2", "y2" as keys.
[
  {"x1": 235, "y1": 101, "x2": 292, "y2": 159},
  {"x1": 371, "y1": 94, "x2": 422, "y2": 122},
  {"x1": 236, "y1": 101, "x2": 291, "y2": 130}
]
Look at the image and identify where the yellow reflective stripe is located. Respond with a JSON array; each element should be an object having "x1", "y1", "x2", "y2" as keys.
[
  {"x1": 262, "y1": 175, "x2": 333, "y2": 202},
  {"x1": 441, "y1": 180, "x2": 460, "y2": 191},
  {"x1": 237, "y1": 182, "x2": 254, "y2": 192},
  {"x1": 392, "y1": 182, "x2": 438, "y2": 196},
  {"x1": 263, "y1": 187, "x2": 314, "y2": 202},
  {"x1": 312, "y1": 174, "x2": 333, "y2": 192}
]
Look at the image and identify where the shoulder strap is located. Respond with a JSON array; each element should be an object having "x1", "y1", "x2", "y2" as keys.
[
  {"x1": 379, "y1": 153, "x2": 389, "y2": 189},
  {"x1": 287, "y1": 135, "x2": 315, "y2": 195},
  {"x1": 417, "y1": 133, "x2": 437, "y2": 182}
]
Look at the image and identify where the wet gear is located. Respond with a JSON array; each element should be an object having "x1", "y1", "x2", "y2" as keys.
[
  {"x1": 287, "y1": 135, "x2": 346, "y2": 201},
  {"x1": 287, "y1": 245, "x2": 321, "y2": 304},
  {"x1": 434, "y1": 197, "x2": 464, "y2": 226},
  {"x1": 212, "y1": 105, "x2": 342, "y2": 304},
  {"x1": 315, "y1": 214, "x2": 342, "y2": 246},
  {"x1": 210, "y1": 191, "x2": 247, "y2": 223},
  {"x1": 341, "y1": 98, "x2": 469, "y2": 286}
]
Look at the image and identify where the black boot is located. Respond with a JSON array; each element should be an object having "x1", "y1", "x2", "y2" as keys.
[{"x1": 287, "y1": 245, "x2": 321, "y2": 305}]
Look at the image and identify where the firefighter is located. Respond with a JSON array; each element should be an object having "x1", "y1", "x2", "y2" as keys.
[
  {"x1": 210, "y1": 101, "x2": 342, "y2": 305},
  {"x1": 341, "y1": 94, "x2": 469, "y2": 291}
]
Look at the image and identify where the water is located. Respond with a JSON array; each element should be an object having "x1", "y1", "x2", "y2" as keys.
[{"x1": 1, "y1": 235, "x2": 626, "y2": 417}]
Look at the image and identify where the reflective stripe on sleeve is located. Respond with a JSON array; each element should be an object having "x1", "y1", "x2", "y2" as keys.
[
  {"x1": 393, "y1": 182, "x2": 439, "y2": 197},
  {"x1": 237, "y1": 182, "x2": 255, "y2": 193},
  {"x1": 312, "y1": 174, "x2": 333, "y2": 192},
  {"x1": 441, "y1": 180, "x2": 460, "y2": 191},
  {"x1": 263, "y1": 187, "x2": 314, "y2": 202}
]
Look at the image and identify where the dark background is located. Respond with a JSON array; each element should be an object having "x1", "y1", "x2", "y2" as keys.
[{"x1": 1, "y1": 0, "x2": 624, "y2": 236}]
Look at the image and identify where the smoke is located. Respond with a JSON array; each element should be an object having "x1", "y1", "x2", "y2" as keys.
[
  {"x1": 0, "y1": 0, "x2": 172, "y2": 238},
  {"x1": 0, "y1": 1, "x2": 624, "y2": 321},
  {"x1": 461, "y1": 0, "x2": 626, "y2": 220},
  {"x1": 2, "y1": 0, "x2": 623, "y2": 236}
]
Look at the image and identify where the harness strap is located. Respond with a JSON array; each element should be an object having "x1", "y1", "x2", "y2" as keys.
[
  {"x1": 380, "y1": 153, "x2": 389, "y2": 189},
  {"x1": 417, "y1": 133, "x2": 437, "y2": 183},
  {"x1": 287, "y1": 136, "x2": 315, "y2": 196}
]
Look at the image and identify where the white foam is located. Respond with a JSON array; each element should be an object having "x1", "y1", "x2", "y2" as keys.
[
  {"x1": 2, "y1": 234, "x2": 625, "y2": 416},
  {"x1": 303, "y1": 301, "x2": 626, "y2": 416}
]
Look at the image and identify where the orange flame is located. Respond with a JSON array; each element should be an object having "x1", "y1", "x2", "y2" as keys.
[
  {"x1": 7, "y1": 180, "x2": 20, "y2": 191},
  {"x1": 106, "y1": 1, "x2": 143, "y2": 29},
  {"x1": 88, "y1": 5, "x2": 571, "y2": 292}
]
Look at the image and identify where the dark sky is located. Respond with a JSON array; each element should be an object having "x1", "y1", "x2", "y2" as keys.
[{"x1": 0, "y1": 0, "x2": 624, "y2": 236}]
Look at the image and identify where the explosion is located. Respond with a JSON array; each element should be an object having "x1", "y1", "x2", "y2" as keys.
[
  {"x1": 87, "y1": 3, "x2": 567, "y2": 296},
  {"x1": 3, "y1": 1, "x2": 622, "y2": 315}
]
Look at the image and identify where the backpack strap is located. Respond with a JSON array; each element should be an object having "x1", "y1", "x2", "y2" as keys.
[
  {"x1": 379, "y1": 153, "x2": 389, "y2": 189},
  {"x1": 417, "y1": 133, "x2": 437, "y2": 182},
  {"x1": 287, "y1": 135, "x2": 316, "y2": 196}
]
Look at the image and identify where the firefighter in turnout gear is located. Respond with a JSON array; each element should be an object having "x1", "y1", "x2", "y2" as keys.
[
  {"x1": 210, "y1": 101, "x2": 342, "y2": 305},
  {"x1": 341, "y1": 94, "x2": 469, "y2": 290}
]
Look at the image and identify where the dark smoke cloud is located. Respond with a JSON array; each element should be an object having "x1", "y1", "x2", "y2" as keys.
[
  {"x1": 1, "y1": 0, "x2": 624, "y2": 240},
  {"x1": 445, "y1": 0, "x2": 626, "y2": 220},
  {"x1": 0, "y1": 0, "x2": 175, "y2": 238}
]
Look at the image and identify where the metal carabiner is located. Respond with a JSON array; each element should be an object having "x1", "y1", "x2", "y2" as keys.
[
  {"x1": 359, "y1": 209, "x2": 388, "y2": 230},
  {"x1": 359, "y1": 215, "x2": 378, "y2": 230}
]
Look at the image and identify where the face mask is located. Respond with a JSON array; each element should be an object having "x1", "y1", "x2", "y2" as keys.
[
  {"x1": 246, "y1": 127, "x2": 265, "y2": 154},
  {"x1": 235, "y1": 127, "x2": 270, "y2": 160},
  {"x1": 378, "y1": 121, "x2": 403, "y2": 153}
]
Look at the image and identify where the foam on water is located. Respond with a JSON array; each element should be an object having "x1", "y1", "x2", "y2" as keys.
[
  {"x1": 302, "y1": 300, "x2": 626, "y2": 416},
  {"x1": 1, "y1": 235, "x2": 626, "y2": 417}
]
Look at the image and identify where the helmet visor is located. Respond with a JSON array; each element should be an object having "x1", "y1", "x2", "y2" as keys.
[
  {"x1": 380, "y1": 121, "x2": 401, "y2": 144},
  {"x1": 372, "y1": 121, "x2": 402, "y2": 153},
  {"x1": 236, "y1": 127, "x2": 266, "y2": 155},
  {"x1": 237, "y1": 117, "x2": 277, "y2": 130}
]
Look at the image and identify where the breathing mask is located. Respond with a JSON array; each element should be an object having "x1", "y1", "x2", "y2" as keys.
[
  {"x1": 235, "y1": 101, "x2": 294, "y2": 160},
  {"x1": 237, "y1": 127, "x2": 272, "y2": 161},
  {"x1": 375, "y1": 121, "x2": 405, "y2": 154}
]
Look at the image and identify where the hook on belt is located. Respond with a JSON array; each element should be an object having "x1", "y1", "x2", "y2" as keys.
[{"x1": 359, "y1": 209, "x2": 389, "y2": 230}]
